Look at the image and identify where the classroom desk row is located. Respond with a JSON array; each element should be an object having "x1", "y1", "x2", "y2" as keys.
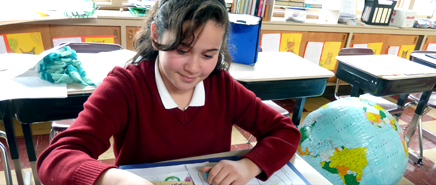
[{"x1": 0, "y1": 52, "x2": 335, "y2": 185}]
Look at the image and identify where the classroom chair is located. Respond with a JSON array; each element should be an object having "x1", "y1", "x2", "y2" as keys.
[
  {"x1": 334, "y1": 48, "x2": 405, "y2": 121},
  {"x1": 246, "y1": 100, "x2": 290, "y2": 144}
]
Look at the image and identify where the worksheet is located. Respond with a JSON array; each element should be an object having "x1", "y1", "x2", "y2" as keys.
[{"x1": 125, "y1": 161, "x2": 309, "y2": 185}]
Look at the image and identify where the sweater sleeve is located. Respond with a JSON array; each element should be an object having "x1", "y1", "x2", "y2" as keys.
[
  {"x1": 226, "y1": 72, "x2": 302, "y2": 181},
  {"x1": 37, "y1": 67, "x2": 134, "y2": 185}
]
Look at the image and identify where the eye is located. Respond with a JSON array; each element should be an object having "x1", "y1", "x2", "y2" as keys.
[
  {"x1": 177, "y1": 49, "x2": 188, "y2": 54},
  {"x1": 203, "y1": 54, "x2": 213, "y2": 59}
]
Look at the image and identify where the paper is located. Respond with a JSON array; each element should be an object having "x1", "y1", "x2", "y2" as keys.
[
  {"x1": 319, "y1": 42, "x2": 341, "y2": 70},
  {"x1": 126, "y1": 161, "x2": 309, "y2": 185},
  {"x1": 280, "y1": 33, "x2": 303, "y2": 55},
  {"x1": 387, "y1": 46, "x2": 400, "y2": 56},
  {"x1": 84, "y1": 35, "x2": 115, "y2": 44},
  {"x1": 426, "y1": 43, "x2": 436, "y2": 51},
  {"x1": 52, "y1": 37, "x2": 82, "y2": 47},
  {"x1": 6, "y1": 32, "x2": 45, "y2": 54},
  {"x1": 340, "y1": 0, "x2": 357, "y2": 17},
  {"x1": 0, "y1": 76, "x2": 67, "y2": 101},
  {"x1": 304, "y1": 42, "x2": 324, "y2": 65},
  {"x1": 79, "y1": 50, "x2": 137, "y2": 86},
  {"x1": 260, "y1": 33, "x2": 281, "y2": 52},
  {"x1": 368, "y1": 42, "x2": 383, "y2": 55},
  {"x1": 353, "y1": 43, "x2": 368, "y2": 48},
  {"x1": 399, "y1": 45, "x2": 415, "y2": 59},
  {"x1": 0, "y1": 53, "x2": 42, "y2": 78},
  {"x1": 0, "y1": 35, "x2": 8, "y2": 54}
]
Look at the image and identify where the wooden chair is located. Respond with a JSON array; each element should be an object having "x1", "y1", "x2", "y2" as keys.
[{"x1": 334, "y1": 48, "x2": 405, "y2": 120}]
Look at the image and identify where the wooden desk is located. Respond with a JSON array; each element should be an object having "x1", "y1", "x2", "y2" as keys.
[
  {"x1": 336, "y1": 54, "x2": 436, "y2": 165},
  {"x1": 229, "y1": 52, "x2": 334, "y2": 125},
  {"x1": 133, "y1": 149, "x2": 332, "y2": 185}
]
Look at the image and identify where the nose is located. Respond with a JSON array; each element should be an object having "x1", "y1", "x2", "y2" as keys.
[{"x1": 184, "y1": 55, "x2": 201, "y2": 74}]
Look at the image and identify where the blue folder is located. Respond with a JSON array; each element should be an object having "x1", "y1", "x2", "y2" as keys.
[
  {"x1": 120, "y1": 155, "x2": 311, "y2": 185},
  {"x1": 228, "y1": 13, "x2": 262, "y2": 65}
]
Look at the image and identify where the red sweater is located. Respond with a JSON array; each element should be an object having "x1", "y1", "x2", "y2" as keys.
[{"x1": 37, "y1": 60, "x2": 301, "y2": 185}]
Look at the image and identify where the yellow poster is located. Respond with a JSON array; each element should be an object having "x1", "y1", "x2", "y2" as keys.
[
  {"x1": 6, "y1": 32, "x2": 44, "y2": 54},
  {"x1": 319, "y1": 42, "x2": 342, "y2": 70},
  {"x1": 398, "y1": 45, "x2": 416, "y2": 59},
  {"x1": 84, "y1": 35, "x2": 115, "y2": 44},
  {"x1": 279, "y1": 33, "x2": 302, "y2": 55},
  {"x1": 368, "y1": 42, "x2": 383, "y2": 55}
]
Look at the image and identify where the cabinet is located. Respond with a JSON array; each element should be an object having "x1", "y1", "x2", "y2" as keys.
[
  {"x1": 0, "y1": 24, "x2": 52, "y2": 53},
  {"x1": 126, "y1": 26, "x2": 141, "y2": 51},
  {"x1": 49, "y1": 25, "x2": 122, "y2": 47},
  {"x1": 350, "y1": 33, "x2": 418, "y2": 58},
  {"x1": 260, "y1": 30, "x2": 348, "y2": 82},
  {"x1": 423, "y1": 35, "x2": 436, "y2": 50}
]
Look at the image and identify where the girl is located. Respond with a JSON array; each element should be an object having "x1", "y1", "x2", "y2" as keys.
[{"x1": 37, "y1": 0, "x2": 301, "y2": 184}]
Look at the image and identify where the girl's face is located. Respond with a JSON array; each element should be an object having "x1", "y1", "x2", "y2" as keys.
[{"x1": 156, "y1": 20, "x2": 224, "y2": 95}]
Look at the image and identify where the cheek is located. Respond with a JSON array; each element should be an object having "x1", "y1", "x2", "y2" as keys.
[{"x1": 202, "y1": 60, "x2": 218, "y2": 75}]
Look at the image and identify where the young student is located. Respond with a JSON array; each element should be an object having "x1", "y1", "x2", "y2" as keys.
[{"x1": 37, "y1": 0, "x2": 301, "y2": 184}]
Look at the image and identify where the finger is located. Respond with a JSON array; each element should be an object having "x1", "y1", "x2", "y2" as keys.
[
  {"x1": 207, "y1": 164, "x2": 224, "y2": 184},
  {"x1": 202, "y1": 166, "x2": 212, "y2": 173},
  {"x1": 219, "y1": 173, "x2": 236, "y2": 185},
  {"x1": 211, "y1": 168, "x2": 229, "y2": 185}
]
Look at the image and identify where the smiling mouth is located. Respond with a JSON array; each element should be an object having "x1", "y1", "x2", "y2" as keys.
[{"x1": 180, "y1": 74, "x2": 196, "y2": 82}]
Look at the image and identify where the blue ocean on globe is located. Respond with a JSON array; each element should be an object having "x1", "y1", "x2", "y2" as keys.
[{"x1": 298, "y1": 97, "x2": 408, "y2": 185}]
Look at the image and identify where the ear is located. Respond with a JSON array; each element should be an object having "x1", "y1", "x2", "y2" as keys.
[{"x1": 151, "y1": 22, "x2": 159, "y2": 50}]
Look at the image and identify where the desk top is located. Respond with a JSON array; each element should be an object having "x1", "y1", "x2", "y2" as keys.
[
  {"x1": 166, "y1": 149, "x2": 332, "y2": 185},
  {"x1": 229, "y1": 52, "x2": 334, "y2": 82},
  {"x1": 336, "y1": 55, "x2": 436, "y2": 80},
  {"x1": 411, "y1": 53, "x2": 436, "y2": 68}
]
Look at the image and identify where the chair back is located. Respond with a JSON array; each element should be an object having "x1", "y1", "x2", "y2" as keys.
[
  {"x1": 60, "y1": 42, "x2": 123, "y2": 53},
  {"x1": 338, "y1": 48, "x2": 374, "y2": 56},
  {"x1": 409, "y1": 50, "x2": 436, "y2": 61}
]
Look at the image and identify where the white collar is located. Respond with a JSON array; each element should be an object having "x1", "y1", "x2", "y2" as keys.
[{"x1": 155, "y1": 59, "x2": 205, "y2": 110}]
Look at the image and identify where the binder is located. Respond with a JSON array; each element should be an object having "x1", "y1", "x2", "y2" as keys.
[{"x1": 228, "y1": 13, "x2": 262, "y2": 65}]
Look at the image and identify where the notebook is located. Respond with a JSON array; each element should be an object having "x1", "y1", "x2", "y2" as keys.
[{"x1": 425, "y1": 54, "x2": 436, "y2": 60}]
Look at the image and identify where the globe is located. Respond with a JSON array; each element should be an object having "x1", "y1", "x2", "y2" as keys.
[{"x1": 298, "y1": 97, "x2": 408, "y2": 185}]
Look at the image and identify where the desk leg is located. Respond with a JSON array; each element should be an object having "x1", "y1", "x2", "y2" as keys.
[
  {"x1": 394, "y1": 94, "x2": 409, "y2": 121},
  {"x1": 292, "y1": 98, "x2": 306, "y2": 126},
  {"x1": 350, "y1": 82, "x2": 362, "y2": 97},
  {"x1": 3, "y1": 101, "x2": 24, "y2": 185},
  {"x1": 22, "y1": 124, "x2": 41, "y2": 185},
  {"x1": 406, "y1": 91, "x2": 432, "y2": 165}
]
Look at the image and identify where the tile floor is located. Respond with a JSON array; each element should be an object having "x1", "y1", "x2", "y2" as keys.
[{"x1": 0, "y1": 96, "x2": 435, "y2": 185}]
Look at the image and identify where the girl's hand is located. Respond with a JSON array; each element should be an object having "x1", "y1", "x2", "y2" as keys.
[
  {"x1": 95, "y1": 168, "x2": 153, "y2": 185},
  {"x1": 201, "y1": 158, "x2": 261, "y2": 185}
]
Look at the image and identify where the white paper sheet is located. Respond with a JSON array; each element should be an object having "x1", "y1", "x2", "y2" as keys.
[
  {"x1": 0, "y1": 36, "x2": 7, "y2": 54},
  {"x1": 127, "y1": 164, "x2": 192, "y2": 182},
  {"x1": 79, "y1": 50, "x2": 137, "y2": 86},
  {"x1": 387, "y1": 46, "x2": 400, "y2": 56},
  {"x1": 427, "y1": 43, "x2": 436, "y2": 51},
  {"x1": 52, "y1": 37, "x2": 82, "y2": 47},
  {"x1": 125, "y1": 161, "x2": 308, "y2": 185},
  {"x1": 0, "y1": 77, "x2": 67, "y2": 101},
  {"x1": 185, "y1": 162, "x2": 308, "y2": 185},
  {"x1": 0, "y1": 53, "x2": 42, "y2": 78},
  {"x1": 304, "y1": 42, "x2": 324, "y2": 65},
  {"x1": 353, "y1": 43, "x2": 368, "y2": 48},
  {"x1": 261, "y1": 34, "x2": 281, "y2": 52}
]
